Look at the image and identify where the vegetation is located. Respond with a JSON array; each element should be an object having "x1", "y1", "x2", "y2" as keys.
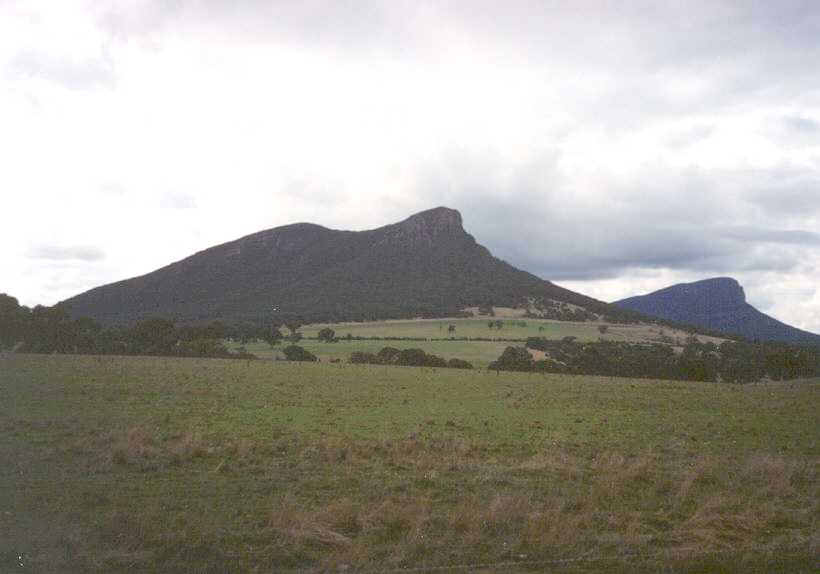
[
  {"x1": 494, "y1": 338, "x2": 820, "y2": 383},
  {"x1": 1, "y1": 355, "x2": 817, "y2": 571},
  {"x1": 239, "y1": 338, "x2": 509, "y2": 369},
  {"x1": 282, "y1": 345, "x2": 318, "y2": 362},
  {"x1": 317, "y1": 327, "x2": 336, "y2": 342},
  {"x1": 299, "y1": 317, "x2": 702, "y2": 344},
  {"x1": 348, "y1": 346, "x2": 472, "y2": 369},
  {"x1": 0, "y1": 294, "x2": 253, "y2": 360}
]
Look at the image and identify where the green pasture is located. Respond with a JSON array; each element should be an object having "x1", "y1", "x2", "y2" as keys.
[
  {"x1": 232, "y1": 338, "x2": 510, "y2": 368},
  {"x1": 298, "y1": 318, "x2": 674, "y2": 343},
  {"x1": 1, "y1": 354, "x2": 817, "y2": 572}
]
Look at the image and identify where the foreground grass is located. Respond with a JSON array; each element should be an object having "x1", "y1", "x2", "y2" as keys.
[{"x1": 1, "y1": 354, "x2": 817, "y2": 572}]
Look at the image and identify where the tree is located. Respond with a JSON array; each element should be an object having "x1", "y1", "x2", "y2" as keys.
[
  {"x1": 488, "y1": 321, "x2": 495, "y2": 330},
  {"x1": 317, "y1": 327, "x2": 336, "y2": 342},
  {"x1": 282, "y1": 345, "x2": 317, "y2": 362},
  {"x1": 376, "y1": 347, "x2": 401, "y2": 364},
  {"x1": 130, "y1": 317, "x2": 177, "y2": 355},
  {"x1": 0, "y1": 294, "x2": 30, "y2": 350},
  {"x1": 263, "y1": 326, "x2": 283, "y2": 347},
  {"x1": 285, "y1": 320, "x2": 301, "y2": 337},
  {"x1": 488, "y1": 346, "x2": 534, "y2": 372},
  {"x1": 446, "y1": 358, "x2": 473, "y2": 369},
  {"x1": 350, "y1": 351, "x2": 377, "y2": 364},
  {"x1": 285, "y1": 321, "x2": 302, "y2": 343},
  {"x1": 396, "y1": 348, "x2": 429, "y2": 366}
]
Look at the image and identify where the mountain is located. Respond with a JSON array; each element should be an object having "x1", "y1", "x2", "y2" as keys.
[
  {"x1": 614, "y1": 277, "x2": 820, "y2": 345},
  {"x1": 61, "y1": 207, "x2": 639, "y2": 327}
]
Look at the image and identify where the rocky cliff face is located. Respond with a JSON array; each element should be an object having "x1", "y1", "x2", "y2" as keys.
[{"x1": 616, "y1": 278, "x2": 820, "y2": 345}]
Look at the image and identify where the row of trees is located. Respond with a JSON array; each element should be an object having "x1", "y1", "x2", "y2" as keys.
[
  {"x1": 0, "y1": 294, "x2": 253, "y2": 359},
  {"x1": 349, "y1": 346, "x2": 473, "y2": 369},
  {"x1": 487, "y1": 337, "x2": 820, "y2": 383}
]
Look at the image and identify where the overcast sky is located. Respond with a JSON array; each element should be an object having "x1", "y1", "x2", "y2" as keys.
[{"x1": 2, "y1": 0, "x2": 819, "y2": 332}]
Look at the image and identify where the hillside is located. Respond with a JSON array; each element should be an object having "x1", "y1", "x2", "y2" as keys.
[
  {"x1": 60, "y1": 207, "x2": 638, "y2": 327},
  {"x1": 615, "y1": 277, "x2": 820, "y2": 345}
]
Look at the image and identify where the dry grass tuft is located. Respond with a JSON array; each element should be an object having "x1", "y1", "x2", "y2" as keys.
[
  {"x1": 110, "y1": 427, "x2": 159, "y2": 464},
  {"x1": 270, "y1": 495, "x2": 353, "y2": 549}
]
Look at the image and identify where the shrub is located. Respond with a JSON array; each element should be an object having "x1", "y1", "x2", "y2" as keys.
[
  {"x1": 317, "y1": 328, "x2": 336, "y2": 342},
  {"x1": 425, "y1": 354, "x2": 448, "y2": 368},
  {"x1": 283, "y1": 345, "x2": 317, "y2": 362},
  {"x1": 446, "y1": 358, "x2": 473, "y2": 369},
  {"x1": 396, "y1": 348, "x2": 429, "y2": 367},
  {"x1": 349, "y1": 351, "x2": 378, "y2": 364},
  {"x1": 376, "y1": 347, "x2": 401, "y2": 365},
  {"x1": 488, "y1": 346, "x2": 534, "y2": 372}
]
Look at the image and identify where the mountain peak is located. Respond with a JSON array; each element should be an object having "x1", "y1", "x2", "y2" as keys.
[
  {"x1": 384, "y1": 207, "x2": 467, "y2": 247},
  {"x1": 401, "y1": 206, "x2": 463, "y2": 232},
  {"x1": 60, "y1": 206, "x2": 628, "y2": 327},
  {"x1": 671, "y1": 277, "x2": 746, "y2": 305},
  {"x1": 615, "y1": 277, "x2": 820, "y2": 345}
]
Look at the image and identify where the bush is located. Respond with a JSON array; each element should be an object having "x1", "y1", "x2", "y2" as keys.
[
  {"x1": 446, "y1": 358, "x2": 473, "y2": 369},
  {"x1": 376, "y1": 346, "x2": 401, "y2": 364},
  {"x1": 282, "y1": 345, "x2": 317, "y2": 362},
  {"x1": 349, "y1": 351, "x2": 378, "y2": 364},
  {"x1": 396, "y1": 348, "x2": 429, "y2": 366},
  {"x1": 488, "y1": 346, "x2": 534, "y2": 372},
  {"x1": 425, "y1": 354, "x2": 448, "y2": 368},
  {"x1": 348, "y1": 347, "x2": 470, "y2": 369},
  {"x1": 317, "y1": 327, "x2": 336, "y2": 342}
]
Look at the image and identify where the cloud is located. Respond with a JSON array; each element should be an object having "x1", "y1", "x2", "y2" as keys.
[
  {"x1": 10, "y1": 51, "x2": 115, "y2": 90},
  {"x1": 720, "y1": 227, "x2": 820, "y2": 246},
  {"x1": 781, "y1": 115, "x2": 820, "y2": 134},
  {"x1": 1, "y1": 0, "x2": 819, "y2": 332},
  {"x1": 27, "y1": 245, "x2": 105, "y2": 262},
  {"x1": 161, "y1": 192, "x2": 197, "y2": 209}
]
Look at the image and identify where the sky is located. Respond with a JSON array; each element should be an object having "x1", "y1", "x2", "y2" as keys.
[{"x1": 1, "y1": 0, "x2": 819, "y2": 333}]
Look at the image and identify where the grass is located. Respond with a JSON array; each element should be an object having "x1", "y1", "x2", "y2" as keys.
[
  {"x1": 243, "y1": 316, "x2": 725, "y2": 368},
  {"x1": 299, "y1": 317, "x2": 708, "y2": 344},
  {"x1": 1, "y1": 354, "x2": 817, "y2": 572},
  {"x1": 233, "y1": 338, "x2": 511, "y2": 368}
]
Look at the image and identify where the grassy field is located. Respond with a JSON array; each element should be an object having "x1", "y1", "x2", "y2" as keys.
[
  {"x1": 299, "y1": 317, "x2": 713, "y2": 345},
  {"x1": 256, "y1": 317, "x2": 725, "y2": 368},
  {"x1": 1, "y1": 354, "x2": 817, "y2": 572},
  {"x1": 233, "y1": 338, "x2": 511, "y2": 368}
]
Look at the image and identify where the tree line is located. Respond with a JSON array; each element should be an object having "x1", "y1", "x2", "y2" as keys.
[
  {"x1": 0, "y1": 294, "x2": 254, "y2": 359},
  {"x1": 486, "y1": 336, "x2": 820, "y2": 383}
]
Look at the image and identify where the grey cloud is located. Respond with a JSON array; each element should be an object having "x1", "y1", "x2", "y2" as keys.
[
  {"x1": 91, "y1": 1, "x2": 820, "y2": 132},
  {"x1": 744, "y1": 174, "x2": 820, "y2": 216},
  {"x1": 408, "y1": 149, "x2": 819, "y2": 282},
  {"x1": 720, "y1": 228, "x2": 820, "y2": 246},
  {"x1": 28, "y1": 245, "x2": 106, "y2": 262},
  {"x1": 10, "y1": 51, "x2": 115, "y2": 90}
]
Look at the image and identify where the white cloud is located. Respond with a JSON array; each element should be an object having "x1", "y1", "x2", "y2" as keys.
[{"x1": 0, "y1": 0, "x2": 818, "y2": 333}]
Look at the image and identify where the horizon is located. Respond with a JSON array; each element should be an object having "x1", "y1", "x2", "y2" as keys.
[{"x1": 1, "y1": 1, "x2": 819, "y2": 332}]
